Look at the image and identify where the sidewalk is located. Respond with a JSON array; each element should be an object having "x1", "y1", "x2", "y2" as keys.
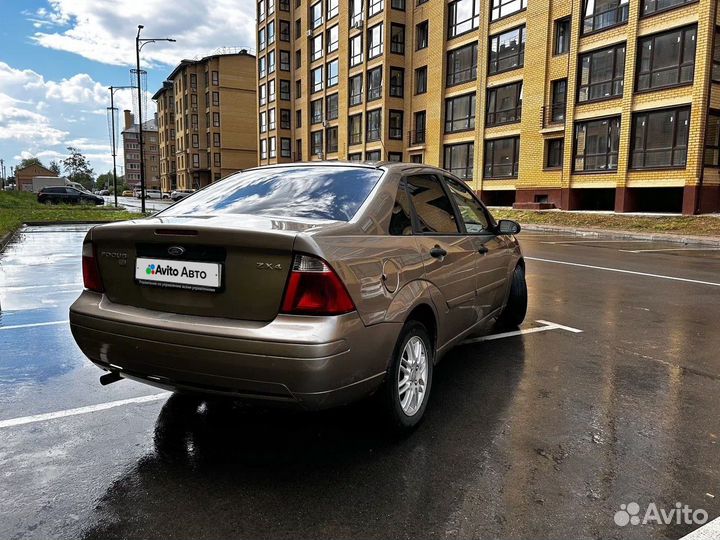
[{"x1": 521, "y1": 223, "x2": 720, "y2": 247}]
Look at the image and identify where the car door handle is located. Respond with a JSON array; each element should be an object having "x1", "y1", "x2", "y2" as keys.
[
  {"x1": 430, "y1": 246, "x2": 447, "y2": 259},
  {"x1": 478, "y1": 245, "x2": 489, "y2": 255}
]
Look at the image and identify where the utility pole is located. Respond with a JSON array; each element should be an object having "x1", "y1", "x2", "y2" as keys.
[
  {"x1": 135, "y1": 24, "x2": 175, "y2": 213},
  {"x1": 108, "y1": 85, "x2": 134, "y2": 208},
  {"x1": 0, "y1": 158, "x2": 4, "y2": 190}
]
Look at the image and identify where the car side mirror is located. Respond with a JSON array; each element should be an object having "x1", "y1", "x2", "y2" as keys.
[{"x1": 497, "y1": 219, "x2": 521, "y2": 235}]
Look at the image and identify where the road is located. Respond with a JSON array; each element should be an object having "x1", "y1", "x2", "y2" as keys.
[
  {"x1": 1, "y1": 224, "x2": 719, "y2": 539},
  {"x1": 104, "y1": 195, "x2": 174, "y2": 213}
]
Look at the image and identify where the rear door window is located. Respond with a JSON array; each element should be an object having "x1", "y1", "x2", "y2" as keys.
[
  {"x1": 389, "y1": 181, "x2": 413, "y2": 236},
  {"x1": 405, "y1": 174, "x2": 459, "y2": 234},
  {"x1": 444, "y1": 177, "x2": 490, "y2": 234}
]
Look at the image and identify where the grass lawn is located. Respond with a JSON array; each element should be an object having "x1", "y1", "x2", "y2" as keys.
[
  {"x1": 491, "y1": 209, "x2": 720, "y2": 237},
  {"x1": 0, "y1": 191, "x2": 142, "y2": 238}
]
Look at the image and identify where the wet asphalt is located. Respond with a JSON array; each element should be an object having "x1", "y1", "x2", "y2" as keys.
[{"x1": 1, "y1": 224, "x2": 719, "y2": 540}]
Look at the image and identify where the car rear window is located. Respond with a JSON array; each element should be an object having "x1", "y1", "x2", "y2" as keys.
[{"x1": 159, "y1": 166, "x2": 383, "y2": 221}]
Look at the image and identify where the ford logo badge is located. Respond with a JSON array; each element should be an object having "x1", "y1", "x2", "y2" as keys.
[{"x1": 168, "y1": 246, "x2": 186, "y2": 256}]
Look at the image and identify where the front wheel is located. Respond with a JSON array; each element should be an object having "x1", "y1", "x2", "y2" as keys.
[
  {"x1": 497, "y1": 264, "x2": 528, "y2": 329},
  {"x1": 380, "y1": 321, "x2": 434, "y2": 431}
]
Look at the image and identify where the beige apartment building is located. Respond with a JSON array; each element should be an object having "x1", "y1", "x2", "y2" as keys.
[
  {"x1": 154, "y1": 51, "x2": 258, "y2": 192},
  {"x1": 122, "y1": 110, "x2": 160, "y2": 189},
  {"x1": 256, "y1": 0, "x2": 720, "y2": 214}
]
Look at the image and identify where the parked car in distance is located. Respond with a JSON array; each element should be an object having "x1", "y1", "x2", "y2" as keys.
[
  {"x1": 37, "y1": 186, "x2": 104, "y2": 205},
  {"x1": 70, "y1": 163, "x2": 526, "y2": 430},
  {"x1": 143, "y1": 189, "x2": 170, "y2": 200},
  {"x1": 121, "y1": 190, "x2": 134, "y2": 197},
  {"x1": 170, "y1": 188, "x2": 196, "y2": 201}
]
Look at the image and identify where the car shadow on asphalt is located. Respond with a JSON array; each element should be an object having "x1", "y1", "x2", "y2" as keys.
[{"x1": 80, "y1": 340, "x2": 527, "y2": 539}]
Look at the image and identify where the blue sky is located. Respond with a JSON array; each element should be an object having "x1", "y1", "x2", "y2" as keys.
[{"x1": 0, "y1": 0, "x2": 255, "y2": 176}]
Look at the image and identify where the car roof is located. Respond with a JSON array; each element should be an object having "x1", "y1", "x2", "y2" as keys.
[{"x1": 241, "y1": 161, "x2": 451, "y2": 176}]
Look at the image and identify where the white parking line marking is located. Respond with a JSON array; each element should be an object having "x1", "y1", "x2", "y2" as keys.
[
  {"x1": 619, "y1": 248, "x2": 720, "y2": 253},
  {"x1": 462, "y1": 320, "x2": 582, "y2": 345},
  {"x1": 679, "y1": 516, "x2": 720, "y2": 539},
  {"x1": 526, "y1": 257, "x2": 720, "y2": 287},
  {"x1": 0, "y1": 320, "x2": 69, "y2": 331},
  {"x1": 0, "y1": 393, "x2": 171, "y2": 430}
]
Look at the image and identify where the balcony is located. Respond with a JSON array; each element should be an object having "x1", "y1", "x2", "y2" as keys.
[
  {"x1": 541, "y1": 105, "x2": 566, "y2": 130},
  {"x1": 408, "y1": 129, "x2": 426, "y2": 146}
]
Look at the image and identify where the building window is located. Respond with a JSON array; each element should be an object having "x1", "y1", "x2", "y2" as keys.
[
  {"x1": 296, "y1": 109, "x2": 302, "y2": 128},
  {"x1": 326, "y1": 59, "x2": 339, "y2": 87},
  {"x1": 281, "y1": 137, "x2": 292, "y2": 157},
  {"x1": 268, "y1": 79, "x2": 276, "y2": 102},
  {"x1": 327, "y1": 0, "x2": 339, "y2": 19},
  {"x1": 268, "y1": 0, "x2": 275, "y2": 15},
  {"x1": 390, "y1": 67, "x2": 404, "y2": 97},
  {"x1": 705, "y1": 112, "x2": 720, "y2": 166},
  {"x1": 213, "y1": 112, "x2": 220, "y2": 127},
  {"x1": 388, "y1": 152, "x2": 402, "y2": 162},
  {"x1": 714, "y1": 28, "x2": 720, "y2": 82},
  {"x1": 192, "y1": 133, "x2": 199, "y2": 148},
  {"x1": 416, "y1": 21, "x2": 428, "y2": 50},
  {"x1": 348, "y1": 114, "x2": 363, "y2": 145},
  {"x1": 268, "y1": 50, "x2": 276, "y2": 74},
  {"x1": 448, "y1": 0, "x2": 480, "y2": 38},
  {"x1": 368, "y1": 23, "x2": 384, "y2": 59},
  {"x1": 484, "y1": 137, "x2": 520, "y2": 178},
  {"x1": 211, "y1": 71, "x2": 219, "y2": 85},
  {"x1": 311, "y1": 34, "x2": 323, "y2": 61},
  {"x1": 350, "y1": 34, "x2": 364, "y2": 66},
  {"x1": 280, "y1": 108, "x2": 291, "y2": 129},
  {"x1": 636, "y1": 26, "x2": 696, "y2": 92},
  {"x1": 214, "y1": 152, "x2": 222, "y2": 166},
  {"x1": 296, "y1": 139, "x2": 302, "y2": 160},
  {"x1": 366, "y1": 109, "x2": 381, "y2": 141},
  {"x1": 389, "y1": 110, "x2": 404, "y2": 139},
  {"x1": 486, "y1": 81, "x2": 522, "y2": 126},
  {"x1": 413, "y1": 111, "x2": 426, "y2": 144},
  {"x1": 280, "y1": 50, "x2": 291, "y2": 71},
  {"x1": 267, "y1": 21, "x2": 276, "y2": 44},
  {"x1": 578, "y1": 43, "x2": 625, "y2": 103},
  {"x1": 326, "y1": 93, "x2": 339, "y2": 120},
  {"x1": 391, "y1": 23, "x2": 405, "y2": 54},
  {"x1": 311, "y1": 1, "x2": 323, "y2": 28},
  {"x1": 267, "y1": 137, "x2": 275, "y2": 159},
  {"x1": 296, "y1": 49, "x2": 302, "y2": 68},
  {"x1": 444, "y1": 142, "x2": 474, "y2": 179},
  {"x1": 280, "y1": 0, "x2": 290, "y2": 10},
  {"x1": 212, "y1": 91, "x2": 220, "y2": 106},
  {"x1": 445, "y1": 93, "x2": 476, "y2": 133},
  {"x1": 280, "y1": 20, "x2": 291, "y2": 41},
  {"x1": 213, "y1": 133, "x2": 221, "y2": 147},
  {"x1": 311, "y1": 98, "x2": 323, "y2": 124},
  {"x1": 280, "y1": 79, "x2": 291, "y2": 100},
  {"x1": 447, "y1": 42, "x2": 478, "y2": 86},
  {"x1": 551, "y1": 79, "x2": 567, "y2": 123},
  {"x1": 326, "y1": 126, "x2": 339, "y2": 153},
  {"x1": 295, "y1": 18, "x2": 301, "y2": 39},
  {"x1": 258, "y1": 0, "x2": 266, "y2": 21},
  {"x1": 350, "y1": 0, "x2": 363, "y2": 25},
  {"x1": 392, "y1": 0, "x2": 405, "y2": 9},
  {"x1": 311, "y1": 66, "x2": 323, "y2": 93},
  {"x1": 415, "y1": 66, "x2": 427, "y2": 94},
  {"x1": 268, "y1": 108, "x2": 276, "y2": 130},
  {"x1": 546, "y1": 139, "x2": 564, "y2": 168},
  {"x1": 192, "y1": 154, "x2": 200, "y2": 168},
  {"x1": 554, "y1": 18, "x2": 571, "y2": 55},
  {"x1": 488, "y1": 26, "x2": 526, "y2": 75},
  {"x1": 364, "y1": 150, "x2": 380, "y2": 161},
  {"x1": 631, "y1": 107, "x2": 690, "y2": 169},
  {"x1": 349, "y1": 74, "x2": 363, "y2": 106},
  {"x1": 295, "y1": 79, "x2": 302, "y2": 98},
  {"x1": 311, "y1": 130, "x2": 323, "y2": 156},
  {"x1": 490, "y1": 0, "x2": 527, "y2": 21},
  {"x1": 368, "y1": 0, "x2": 384, "y2": 17},
  {"x1": 583, "y1": 0, "x2": 629, "y2": 34},
  {"x1": 348, "y1": 152, "x2": 363, "y2": 161},
  {"x1": 367, "y1": 66, "x2": 382, "y2": 101},
  {"x1": 327, "y1": 25, "x2": 339, "y2": 52},
  {"x1": 573, "y1": 117, "x2": 621, "y2": 172},
  {"x1": 259, "y1": 28, "x2": 266, "y2": 51}
]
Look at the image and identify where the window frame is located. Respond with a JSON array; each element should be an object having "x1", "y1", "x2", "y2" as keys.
[
  {"x1": 488, "y1": 25, "x2": 526, "y2": 75},
  {"x1": 486, "y1": 81, "x2": 523, "y2": 126},
  {"x1": 390, "y1": 67, "x2": 405, "y2": 97},
  {"x1": 573, "y1": 116, "x2": 622, "y2": 173},
  {"x1": 635, "y1": 25, "x2": 697, "y2": 93},
  {"x1": 443, "y1": 143, "x2": 475, "y2": 181},
  {"x1": 483, "y1": 136, "x2": 520, "y2": 178},
  {"x1": 366, "y1": 108, "x2": 382, "y2": 142},
  {"x1": 446, "y1": 42, "x2": 478, "y2": 86},
  {"x1": 545, "y1": 138, "x2": 564, "y2": 169},
  {"x1": 630, "y1": 106, "x2": 691, "y2": 170},
  {"x1": 582, "y1": 0, "x2": 629, "y2": 35},
  {"x1": 389, "y1": 109, "x2": 404, "y2": 139},
  {"x1": 577, "y1": 42, "x2": 626, "y2": 104},
  {"x1": 447, "y1": 0, "x2": 481, "y2": 39},
  {"x1": 490, "y1": 0, "x2": 527, "y2": 22},
  {"x1": 554, "y1": 17, "x2": 571, "y2": 55},
  {"x1": 445, "y1": 93, "x2": 477, "y2": 133}
]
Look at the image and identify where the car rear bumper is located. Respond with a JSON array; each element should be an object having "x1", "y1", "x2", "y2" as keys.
[{"x1": 69, "y1": 291, "x2": 400, "y2": 410}]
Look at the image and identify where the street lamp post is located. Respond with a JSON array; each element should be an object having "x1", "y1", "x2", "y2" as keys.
[
  {"x1": 108, "y1": 85, "x2": 135, "y2": 208},
  {"x1": 135, "y1": 24, "x2": 175, "y2": 213}
]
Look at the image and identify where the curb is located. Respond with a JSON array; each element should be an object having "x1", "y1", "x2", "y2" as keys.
[
  {"x1": 0, "y1": 231, "x2": 14, "y2": 252},
  {"x1": 1, "y1": 221, "x2": 123, "y2": 254},
  {"x1": 521, "y1": 224, "x2": 720, "y2": 247}
]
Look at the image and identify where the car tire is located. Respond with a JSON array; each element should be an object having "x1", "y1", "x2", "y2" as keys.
[
  {"x1": 380, "y1": 321, "x2": 434, "y2": 432},
  {"x1": 497, "y1": 264, "x2": 528, "y2": 329}
]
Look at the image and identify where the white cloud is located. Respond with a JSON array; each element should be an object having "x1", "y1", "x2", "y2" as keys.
[{"x1": 30, "y1": 0, "x2": 256, "y2": 67}]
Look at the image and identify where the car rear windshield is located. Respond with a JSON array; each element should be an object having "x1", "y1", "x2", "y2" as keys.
[{"x1": 159, "y1": 166, "x2": 383, "y2": 221}]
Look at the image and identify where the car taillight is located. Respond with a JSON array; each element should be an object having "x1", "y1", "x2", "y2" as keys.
[
  {"x1": 82, "y1": 242, "x2": 104, "y2": 293},
  {"x1": 280, "y1": 254, "x2": 355, "y2": 315}
]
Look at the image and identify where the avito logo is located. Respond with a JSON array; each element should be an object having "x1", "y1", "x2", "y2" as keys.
[{"x1": 145, "y1": 262, "x2": 208, "y2": 280}]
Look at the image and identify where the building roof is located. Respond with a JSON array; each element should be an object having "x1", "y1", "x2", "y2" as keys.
[
  {"x1": 152, "y1": 81, "x2": 174, "y2": 101},
  {"x1": 122, "y1": 117, "x2": 158, "y2": 134},
  {"x1": 164, "y1": 49, "x2": 255, "y2": 82},
  {"x1": 14, "y1": 163, "x2": 58, "y2": 177}
]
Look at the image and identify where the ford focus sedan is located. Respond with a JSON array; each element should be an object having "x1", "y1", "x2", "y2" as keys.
[{"x1": 70, "y1": 163, "x2": 526, "y2": 429}]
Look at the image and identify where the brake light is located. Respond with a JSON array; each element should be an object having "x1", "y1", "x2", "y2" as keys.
[
  {"x1": 82, "y1": 242, "x2": 104, "y2": 293},
  {"x1": 280, "y1": 254, "x2": 355, "y2": 315}
]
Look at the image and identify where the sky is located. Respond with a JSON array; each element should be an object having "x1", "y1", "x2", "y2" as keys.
[{"x1": 0, "y1": 0, "x2": 255, "y2": 177}]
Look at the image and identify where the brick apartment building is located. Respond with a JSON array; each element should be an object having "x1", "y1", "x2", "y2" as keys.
[
  {"x1": 255, "y1": 0, "x2": 720, "y2": 214},
  {"x1": 122, "y1": 110, "x2": 160, "y2": 189},
  {"x1": 153, "y1": 51, "x2": 258, "y2": 192}
]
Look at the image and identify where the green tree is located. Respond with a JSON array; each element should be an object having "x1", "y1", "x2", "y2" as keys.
[
  {"x1": 18, "y1": 157, "x2": 45, "y2": 170},
  {"x1": 62, "y1": 147, "x2": 95, "y2": 190},
  {"x1": 96, "y1": 171, "x2": 113, "y2": 190},
  {"x1": 49, "y1": 161, "x2": 61, "y2": 175}
]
